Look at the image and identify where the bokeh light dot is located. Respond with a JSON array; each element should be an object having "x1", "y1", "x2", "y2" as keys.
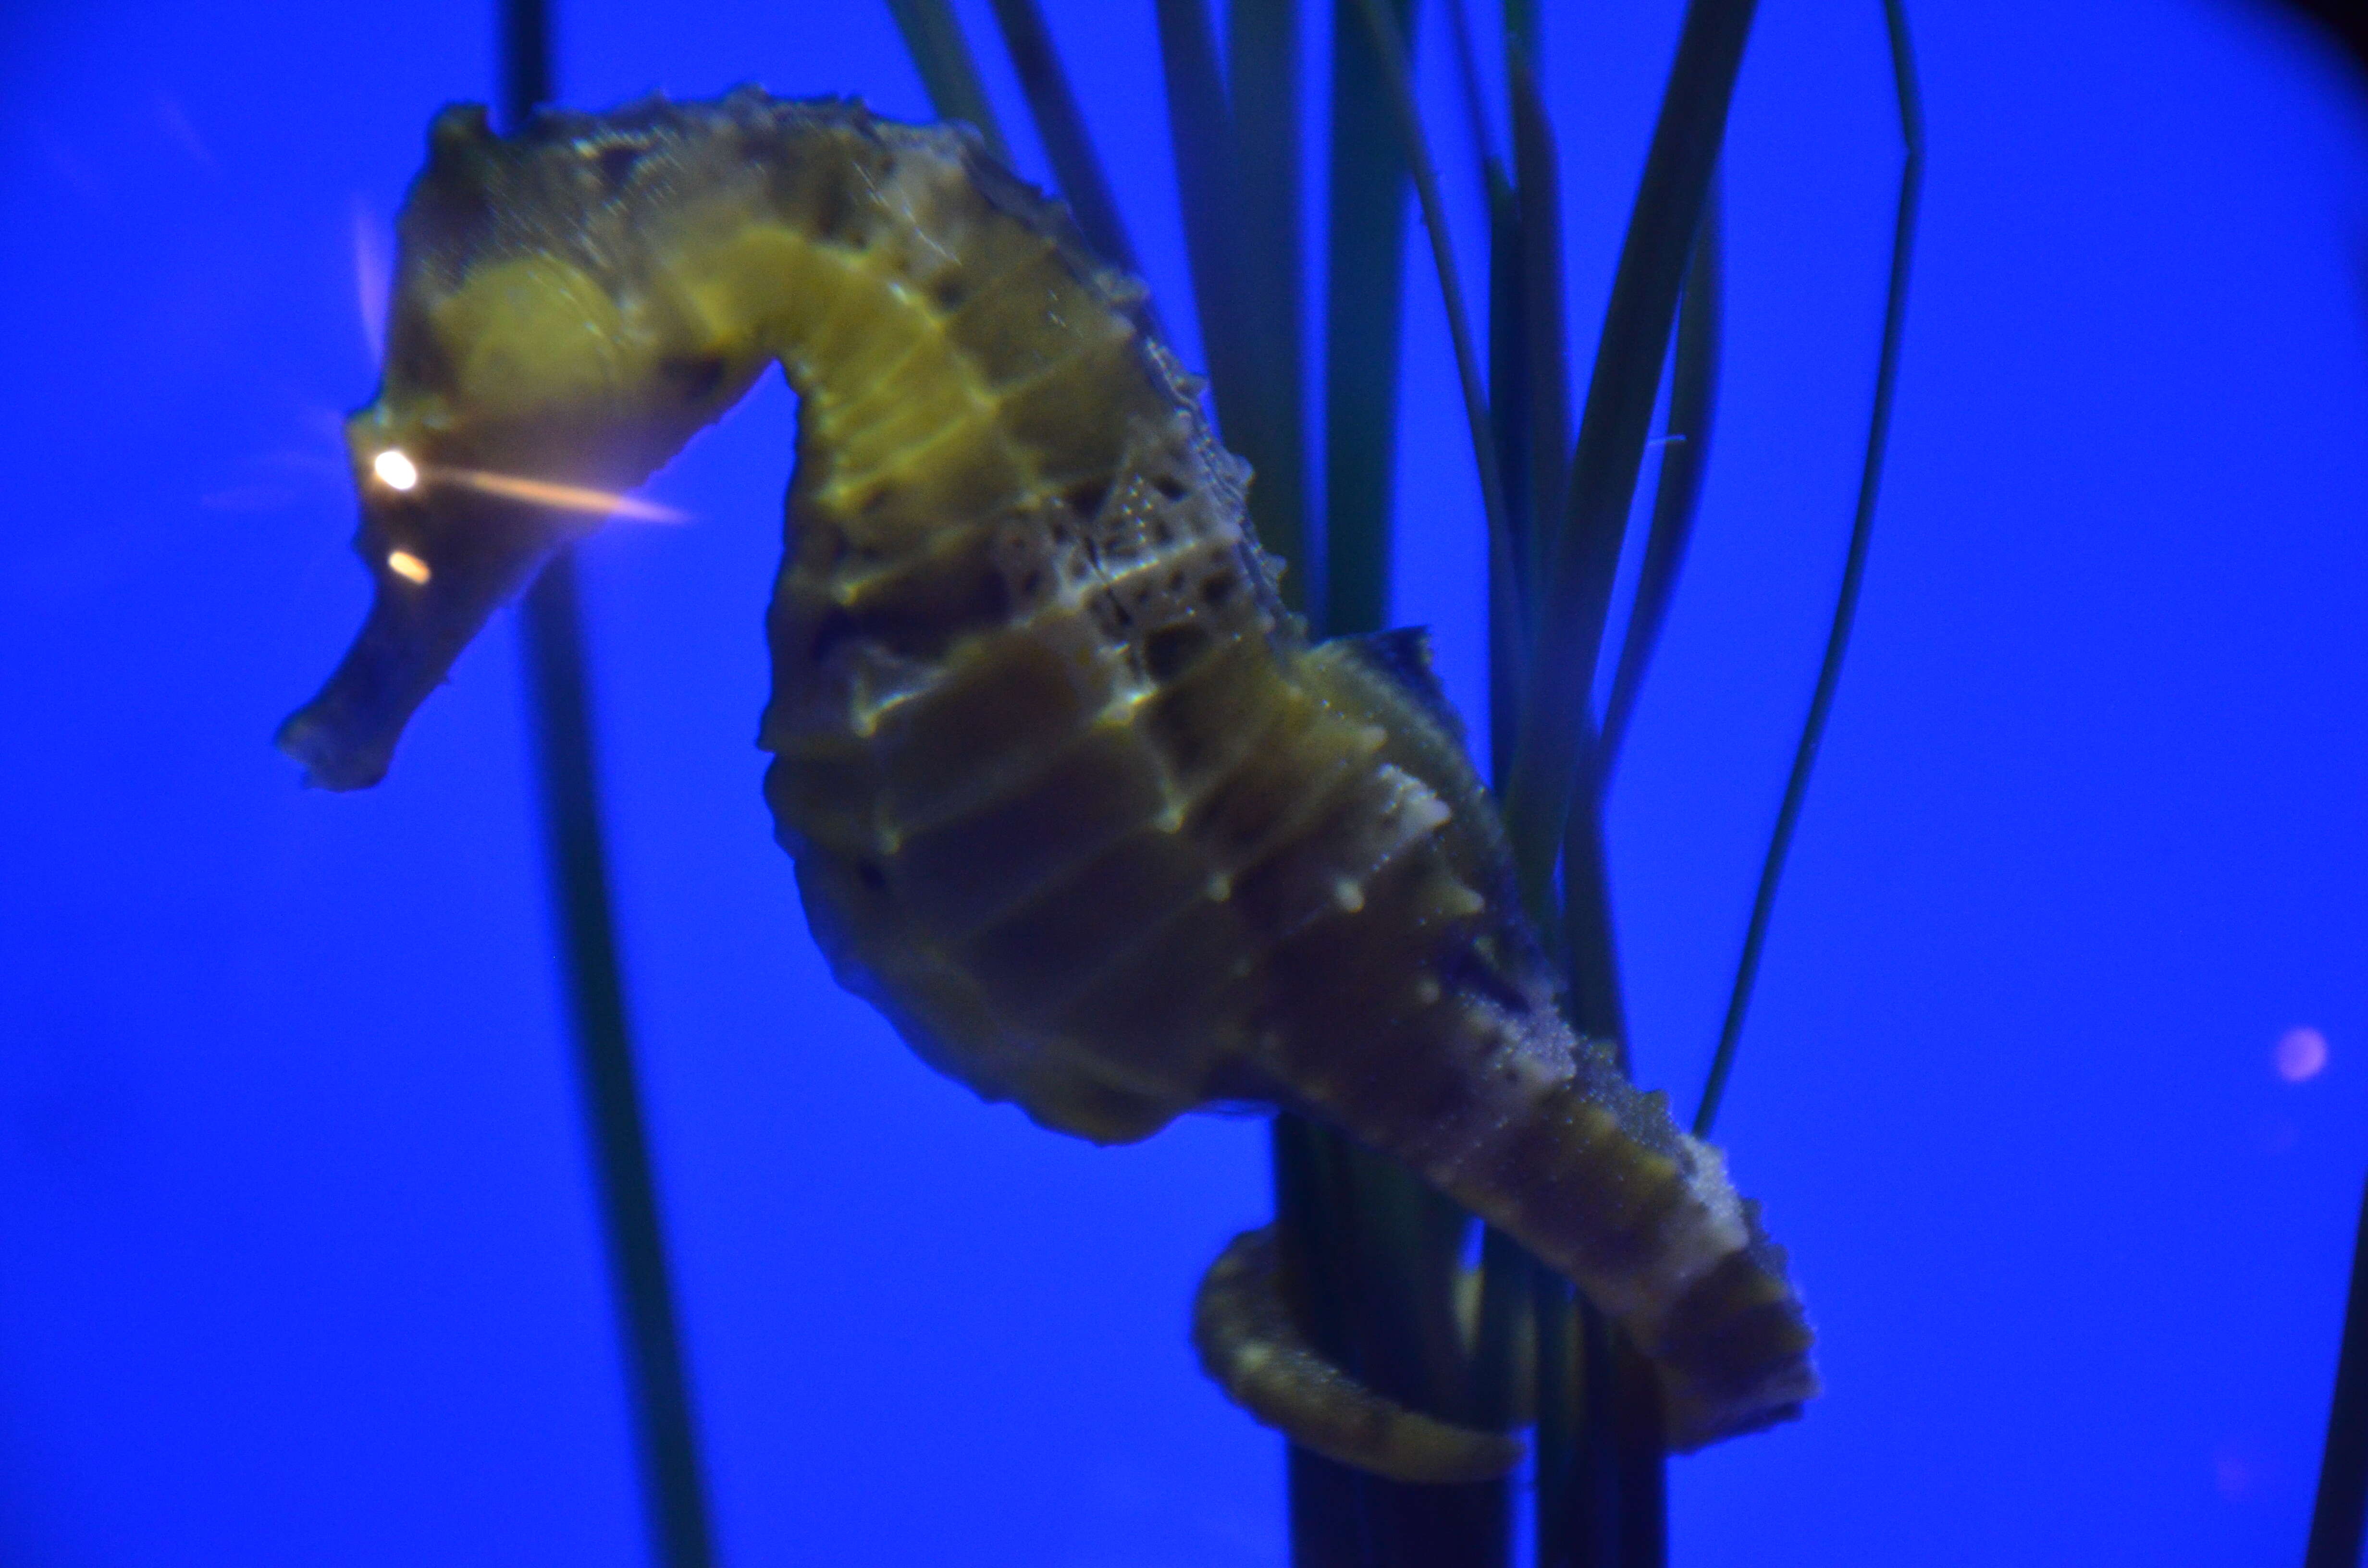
[{"x1": 2274, "y1": 1026, "x2": 2328, "y2": 1083}]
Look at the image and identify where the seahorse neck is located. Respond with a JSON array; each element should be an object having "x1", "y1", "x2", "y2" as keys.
[{"x1": 615, "y1": 102, "x2": 1186, "y2": 563}]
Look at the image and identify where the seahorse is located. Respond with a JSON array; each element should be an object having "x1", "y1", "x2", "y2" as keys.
[{"x1": 278, "y1": 89, "x2": 1816, "y2": 1477}]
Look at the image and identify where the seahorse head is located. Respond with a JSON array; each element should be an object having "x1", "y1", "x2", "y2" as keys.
[{"x1": 283, "y1": 99, "x2": 775, "y2": 790}]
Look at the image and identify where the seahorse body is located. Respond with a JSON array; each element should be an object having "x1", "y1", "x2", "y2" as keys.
[{"x1": 279, "y1": 90, "x2": 1815, "y2": 1463}]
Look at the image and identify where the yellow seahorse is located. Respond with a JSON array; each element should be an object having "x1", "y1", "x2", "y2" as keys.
[{"x1": 279, "y1": 89, "x2": 1815, "y2": 1480}]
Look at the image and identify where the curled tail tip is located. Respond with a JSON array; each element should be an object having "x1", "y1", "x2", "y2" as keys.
[{"x1": 1193, "y1": 1225, "x2": 1525, "y2": 1486}]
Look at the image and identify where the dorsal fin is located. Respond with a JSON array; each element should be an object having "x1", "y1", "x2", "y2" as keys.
[{"x1": 1332, "y1": 627, "x2": 1463, "y2": 740}]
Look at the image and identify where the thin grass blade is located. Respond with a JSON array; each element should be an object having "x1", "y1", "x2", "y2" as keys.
[
  {"x1": 1530, "y1": 1272, "x2": 1575, "y2": 1568},
  {"x1": 1506, "y1": 37, "x2": 1569, "y2": 623},
  {"x1": 1457, "y1": 0, "x2": 1525, "y2": 785},
  {"x1": 1486, "y1": 169, "x2": 1527, "y2": 786},
  {"x1": 1464, "y1": 39, "x2": 1514, "y2": 790},
  {"x1": 501, "y1": 9, "x2": 716, "y2": 1566},
  {"x1": 1321, "y1": 0, "x2": 1418, "y2": 639},
  {"x1": 1269, "y1": 1117, "x2": 1374, "y2": 1568},
  {"x1": 1694, "y1": 0, "x2": 1922, "y2": 1139},
  {"x1": 1531, "y1": 1277, "x2": 1606, "y2": 1568},
  {"x1": 985, "y1": 0, "x2": 1142, "y2": 272},
  {"x1": 1556, "y1": 774, "x2": 1627, "y2": 1047},
  {"x1": 1349, "y1": 0, "x2": 1517, "y2": 686},
  {"x1": 1602, "y1": 184, "x2": 1722, "y2": 773},
  {"x1": 1154, "y1": 0, "x2": 1301, "y2": 589},
  {"x1": 1150, "y1": 0, "x2": 1243, "y2": 387},
  {"x1": 1276, "y1": 1115, "x2": 1513, "y2": 1566},
  {"x1": 1535, "y1": 1304, "x2": 1664, "y2": 1568},
  {"x1": 520, "y1": 563, "x2": 717, "y2": 1568},
  {"x1": 884, "y1": 0, "x2": 1013, "y2": 162},
  {"x1": 1504, "y1": 0, "x2": 1536, "y2": 64},
  {"x1": 1499, "y1": 0, "x2": 1757, "y2": 919},
  {"x1": 1444, "y1": 0, "x2": 1502, "y2": 173},
  {"x1": 1469, "y1": 1225, "x2": 1534, "y2": 1428},
  {"x1": 1226, "y1": 0, "x2": 1311, "y2": 594},
  {"x1": 1608, "y1": 1328, "x2": 1667, "y2": 1568},
  {"x1": 2306, "y1": 1167, "x2": 2368, "y2": 1568}
]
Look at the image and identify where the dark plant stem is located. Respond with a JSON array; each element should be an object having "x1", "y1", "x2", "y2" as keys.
[
  {"x1": 1293, "y1": 1132, "x2": 1507, "y2": 1568},
  {"x1": 987, "y1": 0, "x2": 1144, "y2": 274},
  {"x1": 1500, "y1": 0, "x2": 1757, "y2": 919},
  {"x1": 1321, "y1": 0, "x2": 1418, "y2": 637},
  {"x1": 1443, "y1": 0, "x2": 1500, "y2": 174},
  {"x1": 1608, "y1": 1329, "x2": 1667, "y2": 1568},
  {"x1": 1567, "y1": 1305, "x2": 1620, "y2": 1568},
  {"x1": 1506, "y1": 36, "x2": 1568, "y2": 624},
  {"x1": 1226, "y1": 0, "x2": 1310, "y2": 600},
  {"x1": 1555, "y1": 743, "x2": 1628, "y2": 1059},
  {"x1": 2306, "y1": 1167, "x2": 2368, "y2": 1568},
  {"x1": 1694, "y1": 0, "x2": 1922, "y2": 1140},
  {"x1": 1271, "y1": 1119, "x2": 1369, "y2": 1567},
  {"x1": 1157, "y1": 0, "x2": 1305, "y2": 579},
  {"x1": 1485, "y1": 165, "x2": 1528, "y2": 790},
  {"x1": 1350, "y1": 0, "x2": 1519, "y2": 717},
  {"x1": 501, "y1": 8, "x2": 715, "y2": 1566},
  {"x1": 1531, "y1": 1272, "x2": 1582, "y2": 1568},
  {"x1": 1601, "y1": 187, "x2": 1721, "y2": 775},
  {"x1": 885, "y1": 0, "x2": 1014, "y2": 162},
  {"x1": 520, "y1": 562, "x2": 716, "y2": 1568}
]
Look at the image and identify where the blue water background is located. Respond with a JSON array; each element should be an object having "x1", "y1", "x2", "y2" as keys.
[{"x1": 2, "y1": 1, "x2": 2365, "y2": 1562}]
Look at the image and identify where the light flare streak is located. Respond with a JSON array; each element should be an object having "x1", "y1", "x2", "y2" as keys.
[
  {"x1": 352, "y1": 197, "x2": 391, "y2": 367},
  {"x1": 369, "y1": 446, "x2": 687, "y2": 523},
  {"x1": 438, "y1": 466, "x2": 690, "y2": 522}
]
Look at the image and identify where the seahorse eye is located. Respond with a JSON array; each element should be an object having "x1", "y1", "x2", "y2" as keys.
[
  {"x1": 372, "y1": 449, "x2": 420, "y2": 492},
  {"x1": 384, "y1": 549, "x2": 432, "y2": 586}
]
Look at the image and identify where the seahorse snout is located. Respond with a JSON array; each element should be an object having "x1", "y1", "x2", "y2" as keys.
[{"x1": 278, "y1": 490, "x2": 575, "y2": 790}]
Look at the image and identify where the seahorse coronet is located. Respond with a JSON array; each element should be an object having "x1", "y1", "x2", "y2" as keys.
[{"x1": 281, "y1": 89, "x2": 1818, "y2": 1463}]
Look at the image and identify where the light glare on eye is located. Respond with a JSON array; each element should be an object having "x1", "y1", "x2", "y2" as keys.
[
  {"x1": 373, "y1": 449, "x2": 420, "y2": 491},
  {"x1": 385, "y1": 550, "x2": 432, "y2": 585}
]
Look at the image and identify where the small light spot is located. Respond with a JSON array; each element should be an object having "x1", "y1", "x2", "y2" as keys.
[
  {"x1": 2213, "y1": 1443, "x2": 2262, "y2": 1502},
  {"x1": 1331, "y1": 879, "x2": 1365, "y2": 914},
  {"x1": 373, "y1": 449, "x2": 419, "y2": 491},
  {"x1": 2274, "y1": 1027, "x2": 2328, "y2": 1083},
  {"x1": 385, "y1": 549, "x2": 431, "y2": 585},
  {"x1": 1204, "y1": 874, "x2": 1232, "y2": 902}
]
